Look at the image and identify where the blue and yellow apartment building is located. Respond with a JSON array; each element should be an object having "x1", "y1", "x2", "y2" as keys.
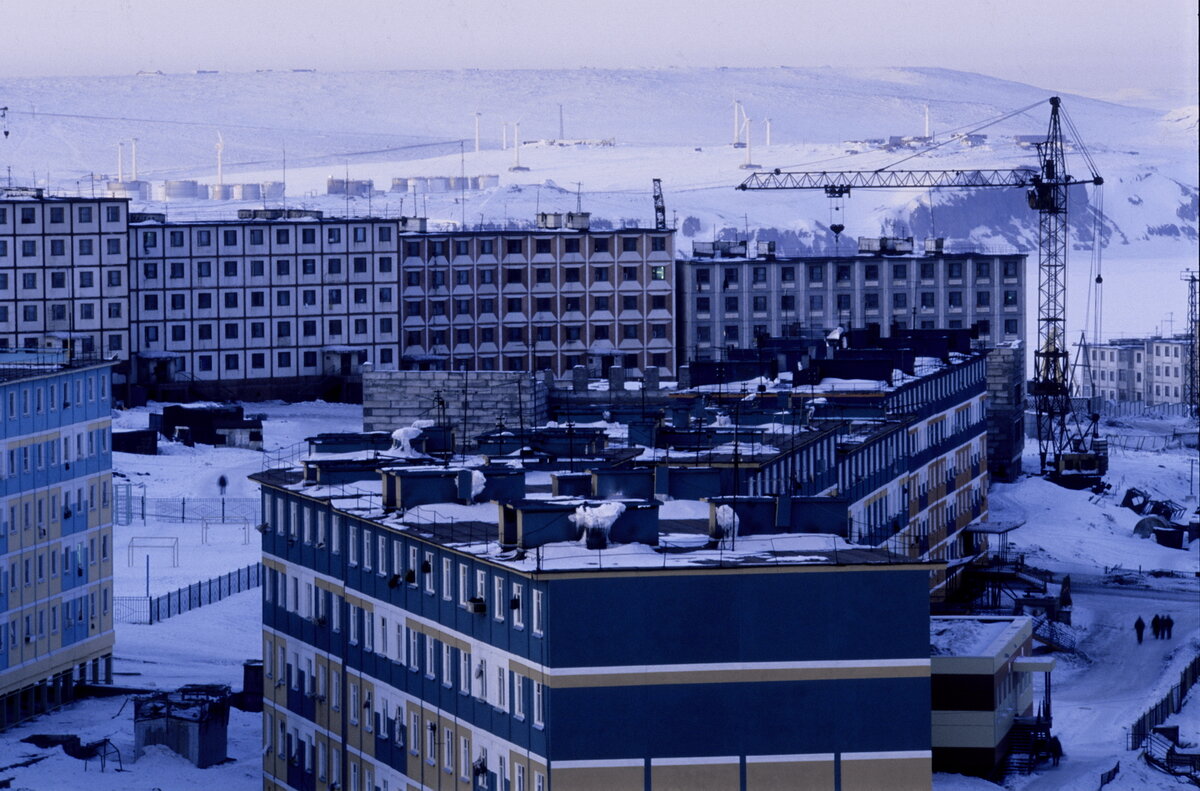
[
  {"x1": 255, "y1": 463, "x2": 938, "y2": 790},
  {"x1": 0, "y1": 350, "x2": 116, "y2": 728}
]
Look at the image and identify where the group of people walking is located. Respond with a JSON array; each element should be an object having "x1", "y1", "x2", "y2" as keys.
[{"x1": 1133, "y1": 613, "x2": 1175, "y2": 644}]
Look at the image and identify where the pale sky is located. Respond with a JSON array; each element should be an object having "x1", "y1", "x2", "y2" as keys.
[{"x1": 6, "y1": 0, "x2": 1197, "y2": 107}]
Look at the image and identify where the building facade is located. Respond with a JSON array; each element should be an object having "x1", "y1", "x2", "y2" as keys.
[
  {"x1": 0, "y1": 351, "x2": 116, "y2": 729},
  {"x1": 931, "y1": 616, "x2": 1055, "y2": 777},
  {"x1": 254, "y1": 461, "x2": 935, "y2": 791},
  {"x1": 676, "y1": 241, "x2": 1028, "y2": 482},
  {"x1": 0, "y1": 189, "x2": 131, "y2": 360},
  {"x1": 675, "y1": 241, "x2": 1027, "y2": 362},
  {"x1": 1077, "y1": 334, "x2": 1193, "y2": 406},
  {"x1": 3, "y1": 193, "x2": 676, "y2": 402}
]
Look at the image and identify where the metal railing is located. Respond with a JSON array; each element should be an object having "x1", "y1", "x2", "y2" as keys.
[
  {"x1": 1127, "y1": 653, "x2": 1200, "y2": 750},
  {"x1": 114, "y1": 489, "x2": 259, "y2": 525},
  {"x1": 113, "y1": 562, "x2": 262, "y2": 625}
]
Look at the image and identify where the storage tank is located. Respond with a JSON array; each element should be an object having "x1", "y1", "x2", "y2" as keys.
[
  {"x1": 233, "y1": 183, "x2": 262, "y2": 201},
  {"x1": 261, "y1": 181, "x2": 285, "y2": 199},
  {"x1": 426, "y1": 177, "x2": 450, "y2": 193},
  {"x1": 105, "y1": 180, "x2": 150, "y2": 200},
  {"x1": 162, "y1": 180, "x2": 200, "y2": 201},
  {"x1": 326, "y1": 177, "x2": 346, "y2": 195},
  {"x1": 408, "y1": 177, "x2": 427, "y2": 194},
  {"x1": 478, "y1": 174, "x2": 500, "y2": 189},
  {"x1": 391, "y1": 177, "x2": 409, "y2": 193},
  {"x1": 209, "y1": 183, "x2": 232, "y2": 200}
]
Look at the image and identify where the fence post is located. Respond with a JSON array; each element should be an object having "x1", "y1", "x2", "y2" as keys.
[{"x1": 181, "y1": 498, "x2": 186, "y2": 523}]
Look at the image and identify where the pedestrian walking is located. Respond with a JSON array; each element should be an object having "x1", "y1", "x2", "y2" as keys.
[
  {"x1": 1134, "y1": 616, "x2": 1146, "y2": 644},
  {"x1": 1165, "y1": 615, "x2": 1174, "y2": 639},
  {"x1": 1049, "y1": 736, "x2": 1063, "y2": 766},
  {"x1": 1151, "y1": 614, "x2": 1162, "y2": 640},
  {"x1": 218, "y1": 475, "x2": 228, "y2": 497}
]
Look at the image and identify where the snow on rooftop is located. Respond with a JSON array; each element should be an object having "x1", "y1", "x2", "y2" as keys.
[{"x1": 930, "y1": 616, "x2": 1022, "y2": 657}]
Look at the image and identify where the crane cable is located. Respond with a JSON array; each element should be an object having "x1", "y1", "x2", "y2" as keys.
[{"x1": 876, "y1": 99, "x2": 1047, "y2": 171}]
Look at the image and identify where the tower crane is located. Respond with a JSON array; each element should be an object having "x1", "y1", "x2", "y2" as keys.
[
  {"x1": 736, "y1": 97, "x2": 1107, "y2": 486},
  {"x1": 652, "y1": 178, "x2": 667, "y2": 231}
]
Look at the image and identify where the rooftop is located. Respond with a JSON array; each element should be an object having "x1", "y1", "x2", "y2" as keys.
[{"x1": 252, "y1": 460, "x2": 928, "y2": 574}]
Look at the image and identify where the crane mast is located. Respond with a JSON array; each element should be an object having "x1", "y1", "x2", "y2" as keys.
[{"x1": 736, "y1": 97, "x2": 1106, "y2": 485}]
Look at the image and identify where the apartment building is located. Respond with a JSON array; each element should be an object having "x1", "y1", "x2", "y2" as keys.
[
  {"x1": 676, "y1": 239, "x2": 1026, "y2": 361},
  {"x1": 253, "y1": 454, "x2": 935, "y2": 791},
  {"x1": 0, "y1": 351, "x2": 116, "y2": 729},
  {"x1": 0, "y1": 189, "x2": 131, "y2": 360},
  {"x1": 677, "y1": 239, "x2": 1027, "y2": 482},
  {"x1": 4, "y1": 192, "x2": 676, "y2": 402},
  {"x1": 1078, "y1": 334, "x2": 1194, "y2": 406},
  {"x1": 127, "y1": 210, "x2": 404, "y2": 395}
]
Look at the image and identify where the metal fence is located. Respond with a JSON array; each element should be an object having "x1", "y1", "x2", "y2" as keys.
[
  {"x1": 1127, "y1": 653, "x2": 1200, "y2": 750},
  {"x1": 1100, "y1": 401, "x2": 1193, "y2": 419},
  {"x1": 114, "y1": 489, "x2": 259, "y2": 526},
  {"x1": 113, "y1": 562, "x2": 262, "y2": 625},
  {"x1": 1097, "y1": 760, "x2": 1119, "y2": 789}
]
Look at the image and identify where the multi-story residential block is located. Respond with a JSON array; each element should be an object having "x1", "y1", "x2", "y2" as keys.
[
  {"x1": 0, "y1": 189, "x2": 131, "y2": 360},
  {"x1": 1076, "y1": 339, "x2": 1144, "y2": 402},
  {"x1": 0, "y1": 350, "x2": 116, "y2": 729},
  {"x1": 3, "y1": 193, "x2": 676, "y2": 402},
  {"x1": 253, "y1": 456, "x2": 935, "y2": 791},
  {"x1": 127, "y1": 210, "x2": 403, "y2": 394},
  {"x1": 1077, "y1": 334, "x2": 1193, "y2": 406},
  {"x1": 689, "y1": 328, "x2": 991, "y2": 597},
  {"x1": 1145, "y1": 335, "x2": 1191, "y2": 406},
  {"x1": 677, "y1": 239, "x2": 1027, "y2": 482},
  {"x1": 676, "y1": 240, "x2": 1026, "y2": 360}
]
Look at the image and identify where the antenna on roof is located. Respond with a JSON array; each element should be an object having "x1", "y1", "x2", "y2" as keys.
[{"x1": 573, "y1": 182, "x2": 582, "y2": 213}]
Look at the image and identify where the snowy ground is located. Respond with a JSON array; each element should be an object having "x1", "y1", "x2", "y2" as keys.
[
  {"x1": 111, "y1": 401, "x2": 362, "y2": 595},
  {"x1": 938, "y1": 416, "x2": 1200, "y2": 791},
  {"x1": 1, "y1": 593, "x2": 263, "y2": 791},
  {"x1": 0, "y1": 403, "x2": 363, "y2": 790}
]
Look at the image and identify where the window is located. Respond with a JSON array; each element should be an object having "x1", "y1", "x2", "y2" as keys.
[
  {"x1": 533, "y1": 682, "x2": 544, "y2": 727},
  {"x1": 512, "y1": 583, "x2": 524, "y2": 628},
  {"x1": 593, "y1": 238, "x2": 610, "y2": 254},
  {"x1": 532, "y1": 590, "x2": 544, "y2": 635}
]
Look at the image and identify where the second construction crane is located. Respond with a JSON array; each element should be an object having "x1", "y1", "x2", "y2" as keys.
[{"x1": 737, "y1": 97, "x2": 1107, "y2": 486}]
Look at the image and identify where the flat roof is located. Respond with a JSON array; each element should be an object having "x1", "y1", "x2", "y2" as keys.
[{"x1": 253, "y1": 466, "x2": 932, "y2": 574}]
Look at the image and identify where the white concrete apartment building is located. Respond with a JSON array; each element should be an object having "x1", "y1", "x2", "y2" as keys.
[
  {"x1": 127, "y1": 211, "x2": 674, "y2": 398},
  {"x1": 1078, "y1": 334, "x2": 1194, "y2": 406},
  {"x1": 3, "y1": 192, "x2": 676, "y2": 403},
  {"x1": 0, "y1": 190, "x2": 131, "y2": 360},
  {"x1": 675, "y1": 239, "x2": 1027, "y2": 361}
]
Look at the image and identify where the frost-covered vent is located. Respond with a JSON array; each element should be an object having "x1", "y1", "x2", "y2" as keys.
[
  {"x1": 306, "y1": 431, "x2": 393, "y2": 456},
  {"x1": 133, "y1": 684, "x2": 231, "y2": 768},
  {"x1": 382, "y1": 467, "x2": 487, "y2": 511},
  {"x1": 498, "y1": 498, "x2": 660, "y2": 550},
  {"x1": 592, "y1": 468, "x2": 655, "y2": 500},
  {"x1": 705, "y1": 496, "x2": 781, "y2": 537},
  {"x1": 528, "y1": 426, "x2": 607, "y2": 458},
  {"x1": 302, "y1": 457, "x2": 388, "y2": 486}
]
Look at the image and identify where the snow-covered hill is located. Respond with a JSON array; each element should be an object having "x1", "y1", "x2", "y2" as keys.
[{"x1": 2, "y1": 67, "x2": 1194, "y2": 251}]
